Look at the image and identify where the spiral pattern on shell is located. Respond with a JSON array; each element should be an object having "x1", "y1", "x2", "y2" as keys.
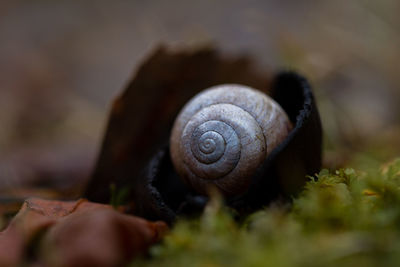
[{"x1": 170, "y1": 85, "x2": 293, "y2": 195}]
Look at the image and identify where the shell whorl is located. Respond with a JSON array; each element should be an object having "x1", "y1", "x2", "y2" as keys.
[{"x1": 170, "y1": 84, "x2": 293, "y2": 195}]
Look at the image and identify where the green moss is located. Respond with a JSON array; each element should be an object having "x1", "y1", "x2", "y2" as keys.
[
  {"x1": 133, "y1": 159, "x2": 400, "y2": 267},
  {"x1": 109, "y1": 183, "x2": 130, "y2": 208}
]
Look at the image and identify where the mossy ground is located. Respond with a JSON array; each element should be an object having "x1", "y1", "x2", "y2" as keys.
[{"x1": 133, "y1": 158, "x2": 400, "y2": 267}]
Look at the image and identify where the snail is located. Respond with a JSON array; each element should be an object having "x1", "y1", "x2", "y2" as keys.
[
  {"x1": 83, "y1": 44, "x2": 323, "y2": 223},
  {"x1": 170, "y1": 84, "x2": 293, "y2": 196}
]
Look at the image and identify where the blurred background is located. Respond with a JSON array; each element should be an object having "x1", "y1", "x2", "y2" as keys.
[{"x1": 0, "y1": 0, "x2": 399, "y2": 201}]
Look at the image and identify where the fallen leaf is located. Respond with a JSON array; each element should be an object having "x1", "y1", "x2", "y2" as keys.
[
  {"x1": 40, "y1": 208, "x2": 168, "y2": 267},
  {"x1": 0, "y1": 198, "x2": 167, "y2": 266}
]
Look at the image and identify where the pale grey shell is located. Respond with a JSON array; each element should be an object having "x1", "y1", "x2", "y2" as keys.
[{"x1": 170, "y1": 84, "x2": 293, "y2": 195}]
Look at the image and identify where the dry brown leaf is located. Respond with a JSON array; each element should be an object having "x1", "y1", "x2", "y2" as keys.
[
  {"x1": 40, "y1": 208, "x2": 168, "y2": 267},
  {"x1": 0, "y1": 198, "x2": 168, "y2": 266}
]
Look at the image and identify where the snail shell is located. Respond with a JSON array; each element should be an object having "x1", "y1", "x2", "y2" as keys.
[{"x1": 170, "y1": 84, "x2": 293, "y2": 196}]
